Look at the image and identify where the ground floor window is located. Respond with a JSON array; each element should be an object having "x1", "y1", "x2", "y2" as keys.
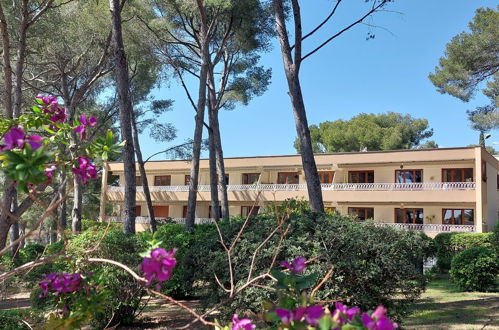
[
  {"x1": 153, "y1": 205, "x2": 169, "y2": 218},
  {"x1": 348, "y1": 207, "x2": 374, "y2": 221},
  {"x1": 241, "y1": 206, "x2": 260, "y2": 217},
  {"x1": 395, "y1": 208, "x2": 424, "y2": 224},
  {"x1": 442, "y1": 209, "x2": 474, "y2": 225}
]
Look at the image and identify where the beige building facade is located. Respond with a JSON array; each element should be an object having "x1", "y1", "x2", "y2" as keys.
[{"x1": 100, "y1": 147, "x2": 499, "y2": 234}]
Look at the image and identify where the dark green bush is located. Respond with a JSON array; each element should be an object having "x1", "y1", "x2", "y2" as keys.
[
  {"x1": 153, "y1": 223, "x2": 215, "y2": 298},
  {"x1": 82, "y1": 219, "x2": 123, "y2": 231},
  {"x1": 186, "y1": 211, "x2": 428, "y2": 321},
  {"x1": 29, "y1": 229, "x2": 147, "y2": 329},
  {"x1": 492, "y1": 224, "x2": 499, "y2": 255},
  {"x1": 15, "y1": 243, "x2": 45, "y2": 266},
  {"x1": 434, "y1": 232, "x2": 493, "y2": 272},
  {"x1": 0, "y1": 309, "x2": 43, "y2": 330},
  {"x1": 449, "y1": 247, "x2": 499, "y2": 291}
]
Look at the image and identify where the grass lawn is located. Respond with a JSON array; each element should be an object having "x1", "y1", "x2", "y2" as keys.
[{"x1": 403, "y1": 275, "x2": 499, "y2": 329}]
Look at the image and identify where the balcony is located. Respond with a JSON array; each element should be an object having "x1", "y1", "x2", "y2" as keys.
[
  {"x1": 106, "y1": 181, "x2": 475, "y2": 193},
  {"x1": 376, "y1": 223, "x2": 476, "y2": 233}
]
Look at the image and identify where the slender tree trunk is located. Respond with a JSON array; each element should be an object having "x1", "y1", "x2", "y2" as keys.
[
  {"x1": 130, "y1": 109, "x2": 156, "y2": 233},
  {"x1": 72, "y1": 176, "x2": 83, "y2": 233},
  {"x1": 186, "y1": 1, "x2": 210, "y2": 232},
  {"x1": 12, "y1": 0, "x2": 28, "y2": 118},
  {"x1": 9, "y1": 193, "x2": 19, "y2": 257},
  {"x1": 110, "y1": 0, "x2": 136, "y2": 234},
  {"x1": 208, "y1": 128, "x2": 221, "y2": 221},
  {"x1": 272, "y1": 0, "x2": 324, "y2": 213},
  {"x1": 59, "y1": 171, "x2": 67, "y2": 230}
]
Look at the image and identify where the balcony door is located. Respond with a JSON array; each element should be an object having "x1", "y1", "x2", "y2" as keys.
[
  {"x1": 395, "y1": 208, "x2": 423, "y2": 224},
  {"x1": 442, "y1": 209, "x2": 474, "y2": 225},
  {"x1": 442, "y1": 168, "x2": 473, "y2": 182},
  {"x1": 277, "y1": 172, "x2": 299, "y2": 184},
  {"x1": 153, "y1": 206, "x2": 169, "y2": 218},
  {"x1": 395, "y1": 170, "x2": 422, "y2": 183},
  {"x1": 348, "y1": 171, "x2": 374, "y2": 183},
  {"x1": 318, "y1": 171, "x2": 334, "y2": 184},
  {"x1": 154, "y1": 175, "x2": 171, "y2": 186}
]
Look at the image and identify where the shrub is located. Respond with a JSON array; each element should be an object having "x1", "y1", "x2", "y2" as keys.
[
  {"x1": 15, "y1": 243, "x2": 45, "y2": 266},
  {"x1": 492, "y1": 224, "x2": 499, "y2": 255},
  {"x1": 434, "y1": 232, "x2": 493, "y2": 272},
  {"x1": 30, "y1": 229, "x2": 147, "y2": 329},
  {"x1": 0, "y1": 309, "x2": 43, "y2": 330},
  {"x1": 187, "y1": 211, "x2": 427, "y2": 321},
  {"x1": 153, "y1": 223, "x2": 215, "y2": 298},
  {"x1": 449, "y1": 247, "x2": 499, "y2": 291},
  {"x1": 82, "y1": 219, "x2": 122, "y2": 231}
]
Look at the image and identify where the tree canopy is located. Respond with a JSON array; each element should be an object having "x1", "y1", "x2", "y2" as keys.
[{"x1": 295, "y1": 112, "x2": 434, "y2": 153}]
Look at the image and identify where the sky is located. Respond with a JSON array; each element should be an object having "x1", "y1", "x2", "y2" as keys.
[{"x1": 139, "y1": 0, "x2": 498, "y2": 161}]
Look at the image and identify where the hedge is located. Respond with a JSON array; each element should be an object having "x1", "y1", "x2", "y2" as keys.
[{"x1": 450, "y1": 247, "x2": 499, "y2": 291}]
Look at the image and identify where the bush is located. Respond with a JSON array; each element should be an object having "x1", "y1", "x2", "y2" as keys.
[
  {"x1": 15, "y1": 243, "x2": 45, "y2": 266},
  {"x1": 434, "y1": 232, "x2": 493, "y2": 272},
  {"x1": 0, "y1": 309, "x2": 43, "y2": 330},
  {"x1": 186, "y1": 211, "x2": 428, "y2": 321},
  {"x1": 153, "y1": 223, "x2": 215, "y2": 298},
  {"x1": 82, "y1": 219, "x2": 122, "y2": 231},
  {"x1": 449, "y1": 247, "x2": 499, "y2": 291},
  {"x1": 492, "y1": 224, "x2": 499, "y2": 255},
  {"x1": 30, "y1": 229, "x2": 147, "y2": 329}
]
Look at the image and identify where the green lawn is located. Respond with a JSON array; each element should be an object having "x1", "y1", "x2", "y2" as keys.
[{"x1": 403, "y1": 276, "x2": 499, "y2": 329}]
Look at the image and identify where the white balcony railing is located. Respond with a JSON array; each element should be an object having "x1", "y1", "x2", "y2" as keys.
[
  {"x1": 105, "y1": 216, "x2": 215, "y2": 224},
  {"x1": 106, "y1": 181, "x2": 475, "y2": 193},
  {"x1": 376, "y1": 223, "x2": 476, "y2": 233}
]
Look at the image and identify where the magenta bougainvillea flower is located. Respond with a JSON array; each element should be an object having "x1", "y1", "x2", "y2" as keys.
[
  {"x1": 44, "y1": 165, "x2": 57, "y2": 183},
  {"x1": 74, "y1": 114, "x2": 97, "y2": 140},
  {"x1": 275, "y1": 305, "x2": 324, "y2": 326},
  {"x1": 0, "y1": 126, "x2": 43, "y2": 151},
  {"x1": 39, "y1": 273, "x2": 83, "y2": 297},
  {"x1": 231, "y1": 314, "x2": 256, "y2": 330},
  {"x1": 333, "y1": 302, "x2": 361, "y2": 324},
  {"x1": 72, "y1": 157, "x2": 97, "y2": 184},
  {"x1": 36, "y1": 94, "x2": 67, "y2": 124},
  {"x1": 361, "y1": 306, "x2": 398, "y2": 330},
  {"x1": 139, "y1": 248, "x2": 177, "y2": 286},
  {"x1": 280, "y1": 256, "x2": 307, "y2": 274}
]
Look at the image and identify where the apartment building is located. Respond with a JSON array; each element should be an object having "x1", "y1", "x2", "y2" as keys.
[{"x1": 99, "y1": 146, "x2": 499, "y2": 233}]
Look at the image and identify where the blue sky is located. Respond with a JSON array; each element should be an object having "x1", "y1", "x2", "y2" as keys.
[{"x1": 141, "y1": 0, "x2": 498, "y2": 160}]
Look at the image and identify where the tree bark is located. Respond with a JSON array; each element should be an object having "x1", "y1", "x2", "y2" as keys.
[
  {"x1": 72, "y1": 176, "x2": 83, "y2": 233},
  {"x1": 110, "y1": 0, "x2": 136, "y2": 234},
  {"x1": 185, "y1": 0, "x2": 210, "y2": 232},
  {"x1": 59, "y1": 171, "x2": 67, "y2": 230},
  {"x1": 9, "y1": 193, "x2": 19, "y2": 258},
  {"x1": 272, "y1": 0, "x2": 324, "y2": 213},
  {"x1": 130, "y1": 108, "x2": 156, "y2": 233},
  {"x1": 208, "y1": 128, "x2": 221, "y2": 221}
]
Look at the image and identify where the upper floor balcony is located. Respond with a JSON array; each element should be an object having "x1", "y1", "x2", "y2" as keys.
[
  {"x1": 107, "y1": 181, "x2": 475, "y2": 193},
  {"x1": 105, "y1": 181, "x2": 476, "y2": 204}
]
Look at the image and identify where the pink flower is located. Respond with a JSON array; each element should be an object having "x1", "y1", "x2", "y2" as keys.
[
  {"x1": 74, "y1": 114, "x2": 96, "y2": 140},
  {"x1": 333, "y1": 302, "x2": 361, "y2": 324},
  {"x1": 231, "y1": 314, "x2": 256, "y2": 330},
  {"x1": 139, "y1": 248, "x2": 177, "y2": 286},
  {"x1": 39, "y1": 273, "x2": 82, "y2": 297},
  {"x1": 44, "y1": 165, "x2": 57, "y2": 184},
  {"x1": 0, "y1": 126, "x2": 43, "y2": 151},
  {"x1": 275, "y1": 308, "x2": 293, "y2": 325},
  {"x1": 280, "y1": 256, "x2": 307, "y2": 274},
  {"x1": 72, "y1": 157, "x2": 98, "y2": 184},
  {"x1": 276, "y1": 305, "x2": 323, "y2": 326},
  {"x1": 304, "y1": 305, "x2": 324, "y2": 326},
  {"x1": 36, "y1": 94, "x2": 67, "y2": 124},
  {"x1": 361, "y1": 306, "x2": 398, "y2": 330}
]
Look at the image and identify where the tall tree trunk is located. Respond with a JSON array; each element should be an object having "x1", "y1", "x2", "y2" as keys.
[
  {"x1": 110, "y1": 0, "x2": 136, "y2": 234},
  {"x1": 59, "y1": 171, "x2": 67, "y2": 231},
  {"x1": 207, "y1": 69, "x2": 229, "y2": 220},
  {"x1": 9, "y1": 194, "x2": 19, "y2": 258},
  {"x1": 72, "y1": 176, "x2": 83, "y2": 233},
  {"x1": 208, "y1": 128, "x2": 221, "y2": 221},
  {"x1": 186, "y1": 0, "x2": 210, "y2": 232},
  {"x1": 272, "y1": 0, "x2": 324, "y2": 213},
  {"x1": 130, "y1": 109, "x2": 156, "y2": 233}
]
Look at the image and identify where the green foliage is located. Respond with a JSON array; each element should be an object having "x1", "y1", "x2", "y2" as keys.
[
  {"x1": 82, "y1": 219, "x2": 123, "y2": 231},
  {"x1": 152, "y1": 223, "x2": 215, "y2": 298},
  {"x1": 449, "y1": 247, "x2": 499, "y2": 291},
  {"x1": 186, "y1": 212, "x2": 427, "y2": 321},
  {"x1": 434, "y1": 232, "x2": 493, "y2": 272},
  {"x1": 492, "y1": 224, "x2": 499, "y2": 254},
  {"x1": 15, "y1": 243, "x2": 45, "y2": 266},
  {"x1": 296, "y1": 112, "x2": 434, "y2": 153},
  {"x1": 0, "y1": 309, "x2": 43, "y2": 330},
  {"x1": 429, "y1": 6, "x2": 499, "y2": 105}
]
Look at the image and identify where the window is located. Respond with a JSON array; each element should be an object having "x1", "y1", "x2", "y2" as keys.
[
  {"x1": 482, "y1": 161, "x2": 487, "y2": 182},
  {"x1": 135, "y1": 176, "x2": 142, "y2": 186},
  {"x1": 184, "y1": 175, "x2": 190, "y2": 186},
  {"x1": 154, "y1": 175, "x2": 171, "y2": 186},
  {"x1": 442, "y1": 168, "x2": 473, "y2": 182},
  {"x1": 318, "y1": 171, "x2": 334, "y2": 184},
  {"x1": 395, "y1": 208, "x2": 424, "y2": 224},
  {"x1": 241, "y1": 206, "x2": 260, "y2": 217},
  {"x1": 183, "y1": 205, "x2": 188, "y2": 218},
  {"x1": 242, "y1": 173, "x2": 260, "y2": 184},
  {"x1": 153, "y1": 206, "x2": 169, "y2": 218},
  {"x1": 135, "y1": 205, "x2": 142, "y2": 217},
  {"x1": 348, "y1": 171, "x2": 374, "y2": 183},
  {"x1": 497, "y1": 174, "x2": 499, "y2": 189},
  {"x1": 277, "y1": 172, "x2": 299, "y2": 184},
  {"x1": 395, "y1": 170, "x2": 422, "y2": 183},
  {"x1": 222, "y1": 174, "x2": 229, "y2": 185},
  {"x1": 348, "y1": 207, "x2": 374, "y2": 221},
  {"x1": 442, "y1": 209, "x2": 474, "y2": 225}
]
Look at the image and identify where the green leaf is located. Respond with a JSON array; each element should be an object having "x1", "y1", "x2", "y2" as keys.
[{"x1": 318, "y1": 315, "x2": 333, "y2": 330}]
